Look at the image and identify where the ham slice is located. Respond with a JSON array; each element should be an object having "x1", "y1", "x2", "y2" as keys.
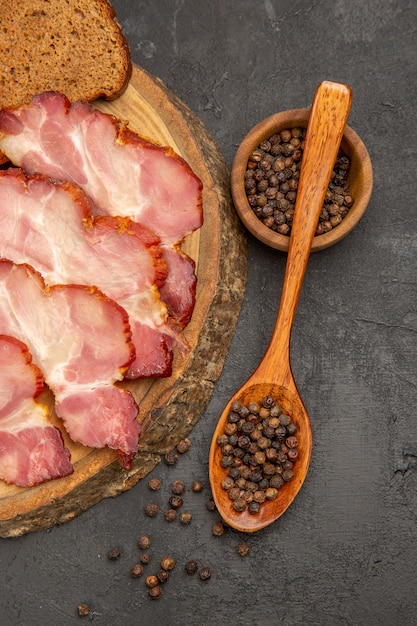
[
  {"x1": 0, "y1": 168, "x2": 178, "y2": 378},
  {"x1": 0, "y1": 335, "x2": 73, "y2": 487},
  {"x1": 0, "y1": 260, "x2": 140, "y2": 468},
  {"x1": 0, "y1": 92, "x2": 203, "y2": 243},
  {"x1": 0, "y1": 92, "x2": 202, "y2": 329}
]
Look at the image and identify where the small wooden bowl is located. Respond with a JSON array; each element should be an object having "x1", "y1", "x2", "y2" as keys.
[{"x1": 231, "y1": 108, "x2": 373, "y2": 252}]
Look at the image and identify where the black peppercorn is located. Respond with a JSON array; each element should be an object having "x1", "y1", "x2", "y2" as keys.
[
  {"x1": 217, "y1": 434, "x2": 229, "y2": 446},
  {"x1": 279, "y1": 414, "x2": 291, "y2": 426},
  {"x1": 146, "y1": 575, "x2": 159, "y2": 589},
  {"x1": 228, "y1": 411, "x2": 240, "y2": 423},
  {"x1": 168, "y1": 495, "x2": 183, "y2": 509},
  {"x1": 176, "y1": 438, "x2": 191, "y2": 454},
  {"x1": 179, "y1": 511, "x2": 193, "y2": 525},
  {"x1": 148, "y1": 586, "x2": 162, "y2": 600},
  {"x1": 248, "y1": 501, "x2": 260, "y2": 514},
  {"x1": 148, "y1": 478, "x2": 161, "y2": 491},
  {"x1": 130, "y1": 563, "x2": 144, "y2": 578},
  {"x1": 270, "y1": 475, "x2": 284, "y2": 489},
  {"x1": 157, "y1": 569, "x2": 169, "y2": 584},
  {"x1": 107, "y1": 547, "x2": 121, "y2": 561},
  {"x1": 164, "y1": 509, "x2": 177, "y2": 522},
  {"x1": 77, "y1": 604, "x2": 89, "y2": 618},
  {"x1": 192, "y1": 480, "x2": 204, "y2": 492},
  {"x1": 282, "y1": 469, "x2": 295, "y2": 482},
  {"x1": 221, "y1": 476, "x2": 235, "y2": 490},
  {"x1": 288, "y1": 448, "x2": 299, "y2": 460},
  {"x1": 205, "y1": 498, "x2": 216, "y2": 512},
  {"x1": 171, "y1": 480, "x2": 186, "y2": 495},
  {"x1": 228, "y1": 487, "x2": 241, "y2": 501},
  {"x1": 185, "y1": 560, "x2": 198, "y2": 575},
  {"x1": 265, "y1": 487, "x2": 279, "y2": 500},
  {"x1": 237, "y1": 542, "x2": 251, "y2": 557},
  {"x1": 138, "y1": 535, "x2": 151, "y2": 550},
  {"x1": 199, "y1": 567, "x2": 212, "y2": 581},
  {"x1": 212, "y1": 521, "x2": 226, "y2": 536},
  {"x1": 164, "y1": 450, "x2": 178, "y2": 466},
  {"x1": 140, "y1": 553, "x2": 151, "y2": 565},
  {"x1": 233, "y1": 498, "x2": 247, "y2": 512},
  {"x1": 220, "y1": 455, "x2": 234, "y2": 468},
  {"x1": 241, "y1": 421, "x2": 255, "y2": 434},
  {"x1": 145, "y1": 503, "x2": 160, "y2": 517},
  {"x1": 160, "y1": 556, "x2": 176, "y2": 571}
]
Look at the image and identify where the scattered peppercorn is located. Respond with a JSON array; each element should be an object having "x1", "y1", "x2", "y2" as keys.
[
  {"x1": 176, "y1": 438, "x2": 191, "y2": 454},
  {"x1": 148, "y1": 586, "x2": 162, "y2": 600},
  {"x1": 237, "y1": 541, "x2": 250, "y2": 557},
  {"x1": 164, "y1": 450, "x2": 179, "y2": 466},
  {"x1": 179, "y1": 511, "x2": 193, "y2": 525},
  {"x1": 77, "y1": 604, "x2": 89, "y2": 618},
  {"x1": 130, "y1": 563, "x2": 144, "y2": 578},
  {"x1": 140, "y1": 553, "x2": 151, "y2": 565},
  {"x1": 145, "y1": 575, "x2": 159, "y2": 589},
  {"x1": 185, "y1": 560, "x2": 198, "y2": 575},
  {"x1": 148, "y1": 478, "x2": 161, "y2": 491},
  {"x1": 192, "y1": 480, "x2": 204, "y2": 492},
  {"x1": 205, "y1": 498, "x2": 216, "y2": 512},
  {"x1": 217, "y1": 395, "x2": 299, "y2": 514},
  {"x1": 160, "y1": 556, "x2": 176, "y2": 571},
  {"x1": 171, "y1": 480, "x2": 186, "y2": 495},
  {"x1": 244, "y1": 127, "x2": 353, "y2": 236},
  {"x1": 199, "y1": 567, "x2": 212, "y2": 581},
  {"x1": 145, "y1": 503, "x2": 160, "y2": 517},
  {"x1": 138, "y1": 535, "x2": 151, "y2": 550},
  {"x1": 107, "y1": 547, "x2": 121, "y2": 561},
  {"x1": 212, "y1": 521, "x2": 226, "y2": 537},
  {"x1": 168, "y1": 495, "x2": 183, "y2": 509},
  {"x1": 157, "y1": 569, "x2": 170, "y2": 583},
  {"x1": 164, "y1": 508, "x2": 177, "y2": 522}
]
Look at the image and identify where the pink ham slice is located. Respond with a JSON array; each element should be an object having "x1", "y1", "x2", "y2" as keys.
[
  {"x1": 0, "y1": 260, "x2": 140, "y2": 469},
  {"x1": 0, "y1": 92, "x2": 203, "y2": 328},
  {"x1": 0, "y1": 335, "x2": 73, "y2": 487},
  {"x1": 0, "y1": 92, "x2": 203, "y2": 243},
  {"x1": 0, "y1": 168, "x2": 178, "y2": 378}
]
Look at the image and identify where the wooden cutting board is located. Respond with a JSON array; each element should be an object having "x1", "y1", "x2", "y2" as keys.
[{"x1": 0, "y1": 65, "x2": 247, "y2": 538}]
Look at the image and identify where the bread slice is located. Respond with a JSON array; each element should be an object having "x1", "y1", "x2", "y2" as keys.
[{"x1": 0, "y1": 0, "x2": 132, "y2": 110}]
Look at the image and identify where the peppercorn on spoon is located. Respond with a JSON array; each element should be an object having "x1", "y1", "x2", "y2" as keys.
[{"x1": 209, "y1": 81, "x2": 352, "y2": 532}]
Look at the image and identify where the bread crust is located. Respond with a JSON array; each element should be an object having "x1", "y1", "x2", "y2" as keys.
[{"x1": 0, "y1": 0, "x2": 132, "y2": 110}]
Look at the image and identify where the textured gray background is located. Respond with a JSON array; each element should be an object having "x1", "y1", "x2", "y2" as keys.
[{"x1": 2, "y1": 1, "x2": 417, "y2": 624}]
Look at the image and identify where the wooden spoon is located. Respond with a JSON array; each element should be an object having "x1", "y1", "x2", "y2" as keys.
[{"x1": 209, "y1": 81, "x2": 352, "y2": 532}]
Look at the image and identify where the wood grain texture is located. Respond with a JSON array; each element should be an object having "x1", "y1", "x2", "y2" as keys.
[{"x1": 0, "y1": 65, "x2": 247, "y2": 538}]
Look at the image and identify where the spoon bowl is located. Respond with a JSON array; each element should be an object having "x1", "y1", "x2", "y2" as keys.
[
  {"x1": 209, "y1": 81, "x2": 353, "y2": 532},
  {"x1": 210, "y1": 379, "x2": 312, "y2": 532}
]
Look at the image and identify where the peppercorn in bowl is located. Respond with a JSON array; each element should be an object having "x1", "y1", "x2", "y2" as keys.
[{"x1": 231, "y1": 108, "x2": 373, "y2": 251}]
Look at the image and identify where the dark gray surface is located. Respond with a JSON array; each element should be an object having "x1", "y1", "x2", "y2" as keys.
[{"x1": 1, "y1": 1, "x2": 417, "y2": 624}]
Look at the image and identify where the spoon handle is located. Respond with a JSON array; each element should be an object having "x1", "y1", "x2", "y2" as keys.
[{"x1": 256, "y1": 81, "x2": 352, "y2": 384}]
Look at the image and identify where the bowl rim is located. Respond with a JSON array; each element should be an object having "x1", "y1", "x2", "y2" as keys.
[{"x1": 231, "y1": 107, "x2": 373, "y2": 252}]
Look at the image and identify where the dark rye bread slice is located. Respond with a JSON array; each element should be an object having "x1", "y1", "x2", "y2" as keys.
[{"x1": 0, "y1": 0, "x2": 131, "y2": 166}]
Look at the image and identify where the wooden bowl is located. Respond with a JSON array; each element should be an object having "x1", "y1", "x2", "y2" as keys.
[{"x1": 231, "y1": 108, "x2": 373, "y2": 252}]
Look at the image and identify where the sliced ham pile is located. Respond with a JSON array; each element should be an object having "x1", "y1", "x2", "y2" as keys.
[
  {"x1": 0, "y1": 92, "x2": 203, "y2": 486},
  {"x1": 0, "y1": 169, "x2": 175, "y2": 379}
]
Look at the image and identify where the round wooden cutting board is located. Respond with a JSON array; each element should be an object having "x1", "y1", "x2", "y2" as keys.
[{"x1": 0, "y1": 65, "x2": 247, "y2": 538}]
